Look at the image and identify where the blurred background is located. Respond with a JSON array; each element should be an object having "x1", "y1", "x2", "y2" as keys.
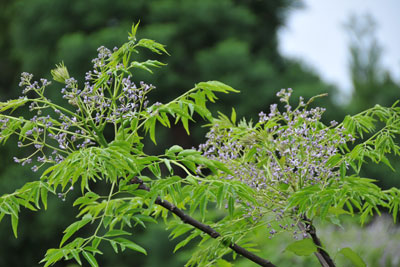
[{"x1": 0, "y1": 0, "x2": 399, "y2": 266}]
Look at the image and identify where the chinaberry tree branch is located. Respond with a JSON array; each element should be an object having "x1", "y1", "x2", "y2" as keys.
[
  {"x1": 298, "y1": 215, "x2": 336, "y2": 267},
  {"x1": 130, "y1": 177, "x2": 276, "y2": 267}
]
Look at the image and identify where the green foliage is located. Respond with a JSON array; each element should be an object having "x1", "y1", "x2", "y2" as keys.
[
  {"x1": 1, "y1": 0, "x2": 336, "y2": 121},
  {"x1": 0, "y1": 24, "x2": 400, "y2": 267},
  {"x1": 0, "y1": 2, "x2": 341, "y2": 266},
  {"x1": 0, "y1": 25, "x2": 251, "y2": 266}
]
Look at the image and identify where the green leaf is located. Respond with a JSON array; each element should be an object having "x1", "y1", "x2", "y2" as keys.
[
  {"x1": 245, "y1": 146, "x2": 257, "y2": 162},
  {"x1": 181, "y1": 117, "x2": 190, "y2": 135},
  {"x1": 338, "y1": 247, "x2": 366, "y2": 267},
  {"x1": 216, "y1": 259, "x2": 233, "y2": 267},
  {"x1": 70, "y1": 250, "x2": 82, "y2": 265},
  {"x1": 92, "y1": 237, "x2": 101, "y2": 249},
  {"x1": 114, "y1": 237, "x2": 147, "y2": 255},
  {"x1": 129, "y1": 22, "x2": 139, "y2": 41},
  {"x1": 83, "y1": 246, "x2": 103, "y2": 254},
  {"x1": 178, "y1": 149, "x2": 201, "y2": 157},
  {"x1": 340, "y1": 162, "x2": 346, "y2": 179},
  {"x1": 60, "y1": 216, "x2": 92, "y2": 247},
  {"x1": 163, "y1": 159, "x2": 173, "y2": 174},
  {"x1": 278, "y1": 182, "x2": 290, "y2": 191},
  {"x1": 230, "y1": 108, "x2": 236, "y2": 124},
  {"x1": 104, "y1": 229, "x2": 131, "y2": 237},
  {"x1": 173, "y1": 231, "x2": 199, "y2": 253},
  {"x1": 328, "y1": 207, "x2": 351, "y2": 216},
  {"x1": 228, "y1": 196, "x2": 234, "y2": 217},
  {"x1": 11, "y1": 214, "x2": 18, "y2": 238},
  {"x1": 210, "y1": 160, "x2": 233, "y2": 175},
  {"x1": 19, "y1": 121, "x2": 35, "y2": 138},
  {"x1": 286, "y1": 239, "x2": 318, "y2": 256},
  {"x1": 41, "y1": 249, "x2": 64, "y2": 267},
  {"x1": 73, "y1": 192, "x2": 100, "y2": 207},
  {"x1": 130, "y1": 60, "x2": 165, "y2": 74},
  {"x1": 4, "y1": 200, "x2": 18, "y2": 218},
  {"x1": 199, "y1": 194, "x2": 207, "y2": 220},
  {"x1": 216, "y1": 184, "x2": 226, "y2": 208},
  {"x1": 147, "y1": 116, "x2": 157, "y2": 144},
  {"x1": 196, "y1": 81, "x2": 239, "y2": 94},
  {"x1": 109, "y1": 240, "x2": 119, "y2": 253},
  {"x1": 169, "y1": 224, "x2": 193, "y2": 240},
  {"x1": 82, "y1": 251, "x2": 98, "y2": 267},
  {"x1": 40, "y1": 185, "x2": 48, "y2": 210},
  {"x1": 167, "y1": 145, "x2": 183, "y2": 155},
  {"x1": 137, "y1": 39, "x2": 169, "y2": 55},
  {"x1": 0, "y1": 97, "x2": 29, "y2": 112}
]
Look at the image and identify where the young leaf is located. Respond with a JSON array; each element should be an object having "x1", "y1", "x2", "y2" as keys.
[
  {"x1": 196, "y1": 81, "x2": 239, "y2": 94},
  {"x1": 230, "y1": 108, "x2": 236, "y2": 124}
]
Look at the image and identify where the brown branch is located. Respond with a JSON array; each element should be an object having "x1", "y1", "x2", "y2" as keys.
[
  {"x1": 298, "y1": 216, "x2": 336, "y2": 267},
  {"x1": 130, "y1": 177, "x2": 276, "y2": 267}
]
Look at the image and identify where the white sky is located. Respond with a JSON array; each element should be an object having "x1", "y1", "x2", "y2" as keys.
[{"x1": 278, "y1": 0, "x2": 400, "y2": 98}]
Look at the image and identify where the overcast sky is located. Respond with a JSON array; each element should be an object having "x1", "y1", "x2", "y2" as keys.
[{"x1": 278, "y1": 0, "x2": 400, "y2": 98}]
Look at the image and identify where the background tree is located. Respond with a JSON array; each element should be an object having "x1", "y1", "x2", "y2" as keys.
[
  {"x1": 345, "y1": 14, "x2": 400, "y2": 189},
  {"x1": 346, "y1": 14, "x2": 399, "y2": 111}
]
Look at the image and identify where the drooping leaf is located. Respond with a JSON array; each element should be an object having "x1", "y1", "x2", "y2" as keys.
[
  {"x1": 82, "y1": 251, "x2": 99, "y2": 267},
  {"x1": 113, "y1": 237, "x2": 147, "y2": 255},
  {"x1": 11, "y1": 214, "x2": 18, "y2": 238}
]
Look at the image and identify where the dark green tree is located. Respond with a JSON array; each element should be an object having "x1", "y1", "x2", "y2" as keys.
[
  {"x1": 345, "y1": 14, "x2": 400, "y2": 189},
  {"x1": 346, "y1": 14, "x2": 399, "y2": 111},
  {"x1": 3, "y1": 0, "x2": 339, "y2": 117}
]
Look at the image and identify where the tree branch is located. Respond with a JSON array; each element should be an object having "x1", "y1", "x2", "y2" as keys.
[
  {"x1": 131, "y1": 177, "x2": 276, "y2": 267},
  {"x1": 298, "y1": 215, "x2": 336, "y2": 267}
]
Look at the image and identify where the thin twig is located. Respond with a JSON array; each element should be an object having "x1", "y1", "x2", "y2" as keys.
[{"x1": 130, "y1": 177, "x2": 276, "y2": 267}]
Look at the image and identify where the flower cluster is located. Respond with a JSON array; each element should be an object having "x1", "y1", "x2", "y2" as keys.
[
  {"x1": 199, "y1": 126, "x2": 268, "y2": 190},
  {"x1": 199, "y1": 88, "x2": 353, "y2": 238},
  {"x1": 2, "y1": 44, "x2": 157, "y2": 173}
]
